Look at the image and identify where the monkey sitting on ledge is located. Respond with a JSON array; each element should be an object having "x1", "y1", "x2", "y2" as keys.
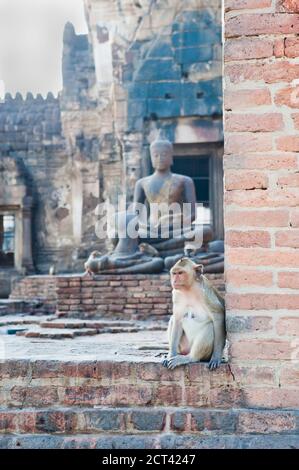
[{"x1": 163, "y1": 257, "x2": 226, "y2": 371}]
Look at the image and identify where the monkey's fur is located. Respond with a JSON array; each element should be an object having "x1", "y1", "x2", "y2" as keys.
[{"x1": 163, "y1": 257, "x2": 226, "y2": 370}]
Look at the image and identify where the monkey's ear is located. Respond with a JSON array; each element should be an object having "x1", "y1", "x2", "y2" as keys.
[{"x1": 194, "y1": 264, "x2": 204, "y2": 276}]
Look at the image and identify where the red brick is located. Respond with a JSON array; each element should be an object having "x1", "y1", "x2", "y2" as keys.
[
  {"x1": 61, "y1": 299, "x2": 81, "y2": 305},
  {"x1": 280, "y1": 366, "x2": 299, "y2": 386},
  {"x1": 226, "y1": 14, "x2": 299, "y2": 37},
  {"x1": 225, "y1": 134, "x2": 272, "y2": 154},
  {"x1": 285, "y1": 37, "x2": 299, "y2": 57},
  {"x1": 225, "y1": 189, "x2": 299, "y2": 208},
  {"x1": 277, "y1": 135, "x2": 299, "y2": 152},
  {"x1": 277, "y1": 173, "x2": 299, "y2": 188},
  {"x1": 292, "y1": 113, "x2": 299, "y2": 129},
  {"x1": 244, "y1": 388, "x2": 299, "y2": 408},
  {"x1": 227, "y1": 248, "x2": 299, "y2": 267},
  {"x1": 136, "y1": 362, "x2": 182, "y2": 382},
  {"x1": 185, "y1": 364, "x2": 234, "y2": 386},
  {"x1": 278, "y1": 271, "x2": 299, "y2": 289},
  {"x1": 226, "y1": 268, "x2": 273, "y2": 287},
  {"x1": 225, "y1": 209, "x2": 289, "y2": 227},
  {"x1": 275, "y1": 85, "x2": 299, "y2": 108},
  {"x1": 231, "y1": 339, "x2": 292, "y2": 360},
  {"x1": 276, "y1": 230, "x2": 299, "y2": 248},
  {"x1": 224, "y1": 89, "x2": 271, "y2": 110},
  {"x1": 276, "y1": 0, "x2": 299, "y2": 13},
  {"x1": 226, "y1": 230, "x2": 270, "y2": 248},
  {"x1": 225, "y1": 113, "x2": 283, "y2": 132},
  {"x1": 227, "y1": 293, "x2": 299, "y2": 310},
  {"x1": 225, "y1": 38, "x2": 273, "y2": 61},
  {"x1": 225, "y1": 171, "x2": 268, "y2": 190},
  {"x1": 238, "y1": 411, "x2": 296, "y2": 433},
  {"x1": 226, "y1": 62, "x2": 299, "y2": 84},
  {"x1": 0, "y1": 412, "x2": 18, "y2": 433},
  {"x1": 184, "y1": 386, "x2": 211, "y2": 407},
  {"x1": 231, "y1": 366, "x2": 276, "y2": 386},
  {"x1": 63, "y1": 385, "x2": 153, "y2": 406},
  {"x1": 18, "y1": 411, "x2": 38, "y2": 433},
  {"x1": 290, "y1": 209, "x2": 299, "y2": 228},
  {"x1": 276, "y1": 317, "x2": 299, "y2": 336},
  {"x1": 225, "y1": 0, "x2": 272, "y2": 11},
  {"x1": 10, "y1": 387, "x2": 59, "y2": 407},
  {"x1": 274, "y1": 38, "x2": 285, "y2": 57},
  {"x1": 227, "y1": 315, "x2": 273, "y2": 333},
  {"x1": 209, "y1": 388, "x2": 245, "y2": 409},
  {"x1": 154, "y1": 385, "x2": 183, "y2": 406},
  {"x1": 224, "y1": 153, "x2": 298, "y2": 171}
]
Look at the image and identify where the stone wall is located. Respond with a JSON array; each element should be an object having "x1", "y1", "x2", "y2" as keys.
[
  {"x1": 0, "y1": 25, "x2": 102, "y2": 281},
  {"x1": 224, "y1": 0, "x2": 299, "y2": 409},
  {"x1": 85, "y1": 0, "x2": 223, "y2": 208}
]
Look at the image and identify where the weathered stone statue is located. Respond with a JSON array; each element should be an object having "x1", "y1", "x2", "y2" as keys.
[
  {"x1": 85, "y1": 133, "x2": 224, "y2": 275},
  {"x1": 133, "y1": 133, "x2": 212, "y2": 258},
  {"x1": 84, "y1": 212, "x2": 164, "y2": 274},
  {"x1": 164, "y1": 239, "x2": 224, "y2": 272}
]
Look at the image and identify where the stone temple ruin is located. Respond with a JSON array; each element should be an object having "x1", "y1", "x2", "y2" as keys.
[{"x1": 0, "y1": 0, "x2": 299, "y2": 449}]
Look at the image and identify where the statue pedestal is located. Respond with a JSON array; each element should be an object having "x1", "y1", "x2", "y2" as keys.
[
  {"x1": 10, "y1": 273, "x2": 224, "y2": 320},
  {"x1": 56, "y1": 273, "x2": 224, "y2": 320}
]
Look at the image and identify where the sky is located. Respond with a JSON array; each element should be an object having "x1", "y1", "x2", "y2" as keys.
[{"x1": 0, "y1": 0, "x2": 88, "y2": 97}]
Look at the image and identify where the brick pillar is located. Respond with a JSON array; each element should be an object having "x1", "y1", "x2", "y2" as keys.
[{"x1": 224, "y1": 0, "x2": 299, "y2": 407}]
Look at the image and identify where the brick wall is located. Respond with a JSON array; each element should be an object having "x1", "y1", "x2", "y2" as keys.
[
  {"x1": 10, "y1": 276, "x2": 58, "y2": 314},
  {"x1": 0, "y1": 359, "x2": 298, "y2": 448},
  {"x1": 224, "y1": 0, "x2": 299, "y2": 408},
  {"x1": 0, "y1": 25, "x2": 101, "y2": 277},
  {"x1": 10, "y1": 273, "x2": 224, "y2": 320},
  {"x1": 56, "y1": 273, "x2": 224, "y2": 320}
]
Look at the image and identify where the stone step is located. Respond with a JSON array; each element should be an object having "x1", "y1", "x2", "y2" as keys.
[
  {"x1": 0, "y1": 316, "x2": 167, "y2": 339},
  {"x1": 0, "y1": 433, "x2": 298, "y2": 449},
  {"x1": 39, "y1": 319, "x2": 137, "y2": 329},
  {"x1": 0, "y1": 406, "x2": 298, "y2": 437},
  {"x1": 0, "y1": 359, "x2": 241, "y2": 409},
  {"x1": 0, "y1": 315, "x2": 55, "y2": 327}
]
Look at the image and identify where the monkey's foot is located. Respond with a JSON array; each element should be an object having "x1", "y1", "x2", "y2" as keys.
[
  {"x1": 167, "y1": 355, "x2": 194, "y2": 370},
  {"x1": 207, "y1": 357, "x2": 221, "y2": 370}
]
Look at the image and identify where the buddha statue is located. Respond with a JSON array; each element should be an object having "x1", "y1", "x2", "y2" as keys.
[
  {"x1": 84, "y1": 133, "x2": 223, "y2": 275},
  {"x1": 133, "y1": 132, "x2": 213, "y2": 258}
]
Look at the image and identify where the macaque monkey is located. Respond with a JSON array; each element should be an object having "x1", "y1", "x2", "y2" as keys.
[
  {"x1": 163, "y1": 257, "x2": 226, "y2": 370},
  {"x1": 139, "y1": 243, "x2": 159, "y2": 257},
  {"x1": 84, "y1": 251, "x2": 102, "y2": 276}
]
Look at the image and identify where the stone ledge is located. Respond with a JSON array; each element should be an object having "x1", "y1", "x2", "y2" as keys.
[{"x1": 0, "y1": 433, "x2": 298, "y2": 449}]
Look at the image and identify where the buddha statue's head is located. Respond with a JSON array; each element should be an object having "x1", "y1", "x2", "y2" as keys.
[{"x1": 150, "y1": 132, "x2": 173, "y2": 171}]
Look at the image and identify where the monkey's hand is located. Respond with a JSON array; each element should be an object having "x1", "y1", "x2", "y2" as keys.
[
  {"x1": 162, "y1": 357, "x2": 169, "y2": 368},
  {"x1": 162, "y1": 353, "x2": 173, "y2": 368},
  {"x1": 208, "y1": 355, "x2": 222, "y2": 370}
]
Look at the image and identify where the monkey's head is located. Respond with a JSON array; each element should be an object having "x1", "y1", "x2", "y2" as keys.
[
  {"x1": 170, "y1": 257, "x2": 203, "y2": 290},
  {"x1": 90, "y1": 251, "x2": 101, "y2": 258}
]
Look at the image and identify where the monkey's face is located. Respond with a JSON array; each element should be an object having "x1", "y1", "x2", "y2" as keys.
[
  {"x1": 170, "y1": 258, "x2": 203, "y2": 289},
  {"x1": 171, "y1": 268, "x2": 191, "y2": 289}
]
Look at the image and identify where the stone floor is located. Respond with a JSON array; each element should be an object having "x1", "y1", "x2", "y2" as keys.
[{"x1": 0, "y1": 314, "x2": 168, "y2": 362}]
